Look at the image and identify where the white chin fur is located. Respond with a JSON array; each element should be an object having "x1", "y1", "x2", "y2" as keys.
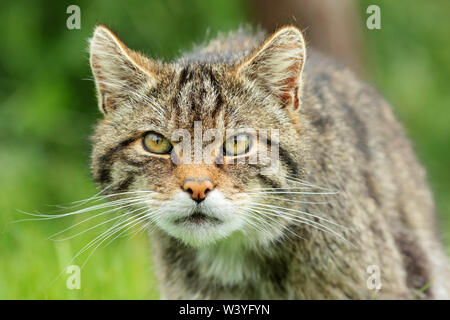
[{"x1": 154, "y1": 190, "x2": 244, "y2": 247}]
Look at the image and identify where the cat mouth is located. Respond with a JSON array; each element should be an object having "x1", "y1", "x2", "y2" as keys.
[{"x1": 174, "y1": 211, "x2": 221, "y2": 225}]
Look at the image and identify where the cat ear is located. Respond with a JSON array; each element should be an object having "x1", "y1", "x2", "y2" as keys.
[
  {"x1": 237, "y1": 26, "x2": 306, "y2": 109},
  {"x1": 89, "y1": 25, "x2": 156, "y2": 114}
]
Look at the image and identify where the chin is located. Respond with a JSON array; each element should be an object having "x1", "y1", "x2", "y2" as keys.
[{"x1": 154, "y1": 190, "x2": 245, "y2": 247}]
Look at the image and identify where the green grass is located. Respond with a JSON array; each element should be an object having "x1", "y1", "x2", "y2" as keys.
[
  {"x1": 0, "y1": 0, "x2": 449, "y2": 299},
  {"x1": 360, "y1": 0, "x2": 450, "y2": 246}
]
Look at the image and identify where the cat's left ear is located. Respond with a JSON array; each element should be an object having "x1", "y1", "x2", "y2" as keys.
[
  {"x1": 237, "y1": 26, "x2": 306, "y2": 109},
  {"x1": 89, "y1": 25, "x2": 158, "y2": 114}
]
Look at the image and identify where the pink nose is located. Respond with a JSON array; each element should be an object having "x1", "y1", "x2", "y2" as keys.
[{"x1": 183, "y1": 178, "x2": 214, "y2": 202}]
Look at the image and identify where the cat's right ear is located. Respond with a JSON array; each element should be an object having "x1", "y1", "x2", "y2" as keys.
[
  {"x1": 89, "y1": 25, "x2": 157, "y2": 114},
  {"x1": 236, "y1": 26, "x2": 306, "y2": 109}
]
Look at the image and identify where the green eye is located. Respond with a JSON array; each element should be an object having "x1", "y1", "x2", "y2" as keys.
[
  {"x1": 223, "y1": 134, "x2": 252, "y2": 156},
  {"x1": 142, "y1": 132, "x2": 173, "y2": 154}
]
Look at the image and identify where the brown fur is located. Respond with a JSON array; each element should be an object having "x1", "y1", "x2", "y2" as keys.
[{"x1": 89, "y1": 25, "x2": 450, "y2": 299}]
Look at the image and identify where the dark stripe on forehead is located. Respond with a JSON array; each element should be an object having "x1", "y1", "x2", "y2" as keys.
[
  {"x1": 205, "y1": 67, "x2": 224, "y2": 118},
  {"x1": 176, "y1": 65, "x2": 198, "y2": 119},
  {"x1": 177, "y1": 66, "x2": 190, "y2": 90},
  {"x1": 191, "y1": 97, "x2": 201, "y2": 119}
]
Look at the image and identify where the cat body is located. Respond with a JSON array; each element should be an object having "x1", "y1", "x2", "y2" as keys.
[{"x1": 89, "y1": 26, "x2": 450, "y2": 299}]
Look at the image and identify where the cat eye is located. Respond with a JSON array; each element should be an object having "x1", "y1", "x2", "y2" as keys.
[
  {"x1": 142, "y1": 132, "x2": 173, "y2": 154},
  {"x1": 223, "y1": 134, "x2": 252, "y2": 156}
]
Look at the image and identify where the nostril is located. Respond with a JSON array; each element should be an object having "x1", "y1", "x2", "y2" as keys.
[
  {"x1": 204, "y1": 185, "x2": 212, "y2": 195},
  {"x1": 183, "y1": 178, "x2": 214, "y2": 202}
]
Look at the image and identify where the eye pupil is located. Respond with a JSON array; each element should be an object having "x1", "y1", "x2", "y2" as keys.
[{"x1": 223, "y1": 134, "x2": 252, "y2": 156}]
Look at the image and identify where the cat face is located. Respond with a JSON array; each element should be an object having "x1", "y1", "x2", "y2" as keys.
[{"x1": 89, "y1": 26, "x2": 306, "y2": 247}]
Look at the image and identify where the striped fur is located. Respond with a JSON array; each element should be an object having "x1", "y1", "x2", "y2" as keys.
[{"x1": 89, "y1": 25, "x2": 450, "y2": 299}]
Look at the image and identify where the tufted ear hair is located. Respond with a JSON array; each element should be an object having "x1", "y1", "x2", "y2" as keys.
[
  {"x1": 237, "y1": 26, "x2": 306, "y2": 109},
  {"x1": 89, "y1": 25, "x2": 157, "y2": 114}
]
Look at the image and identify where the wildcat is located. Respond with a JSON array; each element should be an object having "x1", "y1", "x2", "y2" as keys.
[{"x1": 88, "y1": 25, "x2": 450, "y2": 299}]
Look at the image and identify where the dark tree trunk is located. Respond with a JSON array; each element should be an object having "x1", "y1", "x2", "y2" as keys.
[{"x1": 249, "y1": 0, "x2": 365, "y2": 75}]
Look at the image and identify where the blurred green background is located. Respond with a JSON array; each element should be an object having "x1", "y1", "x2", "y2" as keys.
[{"x1": 0, "y1": 0, "x2": 449, "y2": 299}]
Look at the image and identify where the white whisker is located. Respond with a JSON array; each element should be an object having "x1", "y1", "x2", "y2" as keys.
[
  {"x1": 251, "y1": 202, "x2": 350, "y2": 230},
  {"x1": 49, "y1": 204, "x2": 150, "y2": 241},
  {"x1": 79, "y1": 211, "x2": 155, "y2": 269},
  {"x1": 285, "y1": 176, "x2": 336, "y2": 192},
  {"x1": 246, "y1": 208, "x2": 305, "y2": 241},
  {"x1": 247, "y1": 191, "x2": 338, "y2": 195},
  {"x1": 254, "y1": 195, "x2": 328, "y2": 205},
  {"x1": 250, "y1": 205, "x2": 354, "y2": 247}
]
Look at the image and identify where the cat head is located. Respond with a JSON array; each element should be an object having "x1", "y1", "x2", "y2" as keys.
[{"x1": 89, "y1": 25, "x2": 308, "y2": 247}]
